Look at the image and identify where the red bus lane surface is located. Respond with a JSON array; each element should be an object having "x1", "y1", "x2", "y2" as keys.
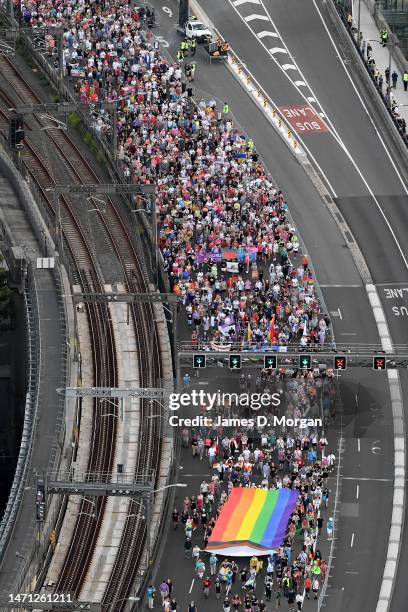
[{"x1": 279, "y1": 104, "x2": 329, "y2": 134}]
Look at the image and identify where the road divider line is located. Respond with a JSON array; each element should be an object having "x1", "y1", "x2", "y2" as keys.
[
  {"x1": 351, "y1": 533, "x2": 355, "y2": 547},
  {"x1": 356, "y1": 484, "x2": 359, "y2": 499}
]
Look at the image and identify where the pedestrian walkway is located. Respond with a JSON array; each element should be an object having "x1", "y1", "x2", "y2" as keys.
[{"x1": 351, "y1": 0, "x2": 408, "y2": 133}]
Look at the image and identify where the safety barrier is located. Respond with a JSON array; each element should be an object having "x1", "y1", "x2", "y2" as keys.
[{"x1": 0, "y1": 266, "x2": 41, "y2": 562}]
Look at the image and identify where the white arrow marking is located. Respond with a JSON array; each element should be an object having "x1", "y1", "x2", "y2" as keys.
[
  {"x1": 257, "y1": 30, "x2": 279, "y2": 38},
  {"x1": 245, "y1": 14, "x2": 270, "y2": 22},
  {"x1": 233, "y1": 0, "x2": 260, "y2": 5},
  {"x1": 162, "y1": 6, "x2": 173, "y2": 17},
  {"x1": 269, "y1": 47, "x2": 288, "y2": 55},
  {"x1": 282, "y1": 64, "x2": 297, "y2": 71}
]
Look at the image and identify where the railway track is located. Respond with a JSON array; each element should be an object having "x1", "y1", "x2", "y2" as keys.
[{"x1": 0, "y1": 54, "x2": 164, "y2": 605}]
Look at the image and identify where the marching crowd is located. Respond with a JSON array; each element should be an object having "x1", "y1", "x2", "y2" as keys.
[
  {"x1": 16, "y1": 2, "x2": 339, "y2": 610},
  {"x1": 19, "y1": 0, "x2": 331, "y2": 351},
  {"x1": 150, "y1": 369, "x2": 336, "y2": 610}
]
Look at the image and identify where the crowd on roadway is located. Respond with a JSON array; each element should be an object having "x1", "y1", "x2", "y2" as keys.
[
  {"x1": 149, "y1": 368, "x2": 336, "y2": 610},
  {"x1": 19, "y1": 0, "x2": 332, "y2": 351}
]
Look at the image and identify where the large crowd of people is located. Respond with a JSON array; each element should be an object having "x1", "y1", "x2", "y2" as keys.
[
  {"x1": 16, "y1": 1, "x2": 339, "y2": 609},
  {"x1": 19, "y1": 0, "x2": 332, "y2": 350},
  {"x1": 153, "y1": 369, "x2": 336, "y2": 610}
]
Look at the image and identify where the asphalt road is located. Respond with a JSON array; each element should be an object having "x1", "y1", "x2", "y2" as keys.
[
  {"x1": 148, "y1": 2, "x2": 407, "y2": 609},
  {"x1": 200, "y1": 0, "x2": 408, "y2": 283},
  {"x1": 149, "y1": 367, "x2": 340, "y2": 612}
]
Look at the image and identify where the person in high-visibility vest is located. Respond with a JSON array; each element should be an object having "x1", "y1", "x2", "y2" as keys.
[
  {"x1": 222, "y1": 102, "x2": 229, "y2": 115},
  {"x1": 381, "y1": 29, "x2": 389, "y2": 46},
  {"x1": 191, "y1": 37, "x2": 197, "y2": 56},
  {"x1": 403, "y1": 71, "x2": 408, "y2": 92},
  {"x1": 176, "y1": 49, "x2": 184, "y2": 62}
]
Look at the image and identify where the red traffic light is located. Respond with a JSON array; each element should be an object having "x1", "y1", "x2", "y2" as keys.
[
  {"x1": 373, "y1": 356, "x2": 386, "y2": 370},
  {"x1": 334, "y1": 356, "x2": 347, "y2": 370}
]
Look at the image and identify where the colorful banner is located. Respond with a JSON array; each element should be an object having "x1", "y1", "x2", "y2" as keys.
[{"x1": 206, "y1": 488, "x2": 298, "y2": 556}]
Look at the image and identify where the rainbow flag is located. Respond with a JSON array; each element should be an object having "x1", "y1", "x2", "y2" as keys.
[{"x1": 206, "y1": 488, "x2": 298, "y2": 557}]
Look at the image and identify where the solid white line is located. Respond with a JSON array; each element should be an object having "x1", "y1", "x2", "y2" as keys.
[
  {"x1": 337, "y1": 307, "x2": 342, "y2": 320},
  {"x1": 355, "y1": 393, "x2": 359, "y2": 407},
  {"x1": 189, "y1": 579, "x2": 195, "y2": 593},
  {"x1": 233, "y1": 0, "x2": 408, "y2": 268},
  {"x1": 356, "y1": 484, "x2": 359, "y2": 499},
  {"x1": 357, "y1": 438, "x2": 360, "y2": 452},
  {"x1": 269, "y1": 47, "x2": 287, "y2": 54},
  {"x1": 343, "y1": 476, "x2": 392, "y2": 482},
  {"x1": 257, "y1": 30, "x2": 278, "y2": 38},
  {"x1": 233, "y1": 0, "x2": 260, "y2": 5},
  {"x1": 226, "y1": 0, "x2": 338, "y2": 195},
  {"x1": 351, "y1": 533, "x2": 355, "y2": 547},
  {"x1": 226, "y1": 44, "x2": 338, "y2": 196},
  {"x1": 245, "y1": 14, "x2": 269, "y2": 21}
]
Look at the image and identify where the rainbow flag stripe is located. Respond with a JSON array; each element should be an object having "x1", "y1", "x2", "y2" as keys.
[{"x1": 206, "y1": 488, "x2": 298, "y2": 556}]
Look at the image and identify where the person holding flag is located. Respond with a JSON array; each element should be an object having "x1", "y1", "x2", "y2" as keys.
[
  {"x1": 268, "y1": 315, "x2": 275, "y2": 344},
  {"x1": 247, "y1": 321, "x2": 253, "y2": 345}
]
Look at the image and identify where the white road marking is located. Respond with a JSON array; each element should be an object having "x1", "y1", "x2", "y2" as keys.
[
  {"x1": 233, "y1": 0, "x2": 260, "y2": 5},
  {"x1": 294, "y1": 80, "x2": 307, "y2": 86},
  {"x1": 345, "y1": 571, "x2": 359, "y2": 575},
  {"x1": 231, "y1": 0, "x2": 408, "y2": 244},
  {"x1": 224, "y1": 37, "x2": 338, "y2": 195},
  {"x1": 343, "y1": 476, "x2": 392, "y2": 482},
  {"x1": 282, "y1": 64, "x2": 297, "y2": 71},
  {"x1": 307, "y1": 96, "x2": 316, "y2": 102},
  {"x1": 269, "y1": 47, "x2": 287, "y2": 54},
  {"x1": 245, "y1": 14, "x2": 269, "y2": 21},
  {"x1": 189, "y1": 579, "x2": 195, "y2": 593},
  {"x1": 198, "y1": 381, "x2": 209, "y2": 385},
  {"x1": 319, "y1": 112, "x2": 326, "y2": 117},
  {"x1": 355, "y1": 394, "x2": 359, "y2": 407},
  {"x1": 340, "y1": 332, "x2": 357, "y2": 335},
  {"x1": 350, "y1": 533, "x2": 355, "y2": 547},
  {"x1": 356, "y1": 484, "x2": 359, "y2": 499},
  {"x1": 337, "y1": 307, "x2": 342, "y2": 320},
  {"x1": 257, "y1": 30, "x2": 279, "y2": 38},
  {"x1": 357, "y1": 438, "x2": 360, "y2": 452},
  {"x1": 162, "y1": 6, "x2": 173, "y2": 17}
]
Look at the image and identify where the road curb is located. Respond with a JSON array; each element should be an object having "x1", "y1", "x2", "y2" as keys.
[{"x1": 189, "y1": 1, "x2": 406, "y2": 609}]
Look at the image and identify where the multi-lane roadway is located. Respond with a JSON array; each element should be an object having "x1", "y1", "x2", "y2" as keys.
[{"x1": 151, "y1": 0, "x2": 408, "y2": 609}]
